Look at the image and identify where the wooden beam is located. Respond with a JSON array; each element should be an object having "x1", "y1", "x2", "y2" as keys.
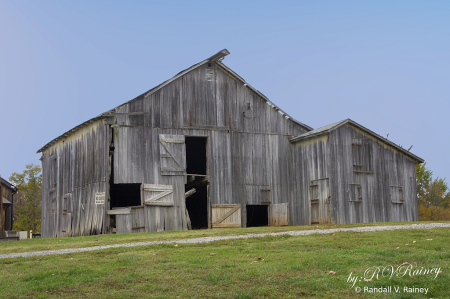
[
  {"x1": 208, "y1": 49, "x2": 230, "y2": 63},
  {"x1": 185, "y1": 188, "x2": 196, "y2": 198},
  {"x1": 107, "y1": 208, "x2": 131, "y2": 215}
]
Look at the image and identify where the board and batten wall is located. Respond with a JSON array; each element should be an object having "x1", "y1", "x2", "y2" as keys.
[
  {"x1": 293, "y1": 123, "x2": 419, "y2": 225},
  {"x1": 41, "y1": 120, "x2": 109, "y2": 238},
  {"x1": 109, "y1": 62, "x2": 307, "y2": 231},
  {"x1": 41, "y1": 62, "x2": 308, "y2": 237}
]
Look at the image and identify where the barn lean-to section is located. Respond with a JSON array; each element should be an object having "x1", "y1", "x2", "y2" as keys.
[
  {"x1": 38, "y1": 49, "x2": 423, "y2": 238},
  {"x1": 291, "y1": 120, "x2": 422, "y2": 225}
]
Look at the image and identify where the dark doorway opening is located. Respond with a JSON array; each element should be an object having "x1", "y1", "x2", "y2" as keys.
[
  {"x1": 246, "y1": 205, "x2": 268, "y2": 227},
  {"x1": 185, "y1": 137, "x2": 207, "y2": 175},
  {"x1": 185, "y1": 184, "x2": 208, "y2": 229},
  {"x1": 185, "y1": 136, "x2": 208, "y2": 229},
  {"x1": 110, "y1": 183, "x2": 141, "y2": 208}
]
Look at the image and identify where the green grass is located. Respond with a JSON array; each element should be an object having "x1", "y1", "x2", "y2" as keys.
[
  {"x1": 0, "y1": 221, "x2": 446, "y2": 255},
  {"x1": 0, "y1": 223, "x2": 449, "y2": 298}
]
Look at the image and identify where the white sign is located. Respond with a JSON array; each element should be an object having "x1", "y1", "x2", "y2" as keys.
[{"x1": 95, "y1": 192, "x2": 105, "y2": 204}]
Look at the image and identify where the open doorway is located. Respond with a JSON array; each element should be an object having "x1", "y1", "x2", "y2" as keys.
[
  {"x1": 185, "y1": 136, "x2": 208, "y2": 229},
  {"x1": 246, "y1": 205, "x2": 268, "y2": 227},
  {"x1": 185, "y1": 137, "x2": 207, "y2": 175}
]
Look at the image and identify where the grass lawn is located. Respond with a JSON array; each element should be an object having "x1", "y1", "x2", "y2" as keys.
[
  {"x1": 0, "y1": 223, "x2": 448, "y2": 298},
  {"x1": 0, "y1": 221, "x2": 446, "y2": 255}
]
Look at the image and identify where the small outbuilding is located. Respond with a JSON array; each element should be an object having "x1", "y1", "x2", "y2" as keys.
[
  {"x1": 37, "y1": 50, "x2": 423, "y2": 238},
  {"x1": 1, "y1": 177, "x2": 18, "y2": 237}
]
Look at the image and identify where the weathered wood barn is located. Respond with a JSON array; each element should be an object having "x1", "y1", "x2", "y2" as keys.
[
  {"x1": 37, "y1": 49, "x2": 424, "y2": 238},
  {"x1": 1, "y1": 177, "x2": 18, "y2": 237}
]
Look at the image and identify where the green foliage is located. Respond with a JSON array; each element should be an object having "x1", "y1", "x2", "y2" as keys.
[
  {"x1": 416, "y1": 163, "x2": 433, "y2": 199},
  {"x1": 9, "y1": 164, "x2": 42, "y2": 232},
  {"x1": 416, "y1": 163, "x2": 450, "y2": 220}
]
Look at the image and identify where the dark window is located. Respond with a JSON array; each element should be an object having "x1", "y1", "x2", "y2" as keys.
[{"x1": 110, "y1": 183, "x2": 141, "y2": 208}]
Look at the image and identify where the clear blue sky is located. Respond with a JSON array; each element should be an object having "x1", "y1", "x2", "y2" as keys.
[{"x1": 1, "y1": 0, "x2": 449, "y2": 181}]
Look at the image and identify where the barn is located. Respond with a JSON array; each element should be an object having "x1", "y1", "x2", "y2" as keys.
[{"x1": 37, "y1": 49, "x2": 423, "y2": 238}]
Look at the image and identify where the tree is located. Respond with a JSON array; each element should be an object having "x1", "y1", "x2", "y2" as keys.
[
  {"x1": 416, "y1": 163, "x2": 432, "y2": 200},
  {"x1": 416, "y1": 163, "x2": 450, "y2": 221},
  {"x1": 9, "y1": 164, "x2": 42, "y2": 232}
]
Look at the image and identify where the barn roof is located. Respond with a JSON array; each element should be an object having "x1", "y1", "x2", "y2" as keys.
[
  {"x1": 290, "y1": 118, "x2": 424, "y2": 163},
  {"x1": 37, "y1": 49, "x2": 312, "y2": 154},
  {"x1": 1, "y1": 177, "x2": 17, "y2": 191}
]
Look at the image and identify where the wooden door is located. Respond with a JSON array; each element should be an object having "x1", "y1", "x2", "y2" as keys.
[
  {"x1": 269, "y1": 203, "x2": 289, "y2": 226},
  {"x1": 131, "y1": 206, "x2": 145, "y2": 233},
  {"x1": 159, "y1": 134, "x2": 186, "y2": 176},
  {"x1": 61, "y1": 193, "x2": 73, "y2": 237},
  {"x1": 310, "y1": 179, "x2": 331, "y2": 224},
  {"x1": 211, "y1": 204, "x2": 241, "y2": 228},
  {"x1": 142, "y1": 184, "x2": 174, "y2": 206}
]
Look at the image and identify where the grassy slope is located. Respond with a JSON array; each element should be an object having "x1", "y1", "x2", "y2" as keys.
[
  {"x1": 0, "y1": 224, "x2": 449, "y2": 298},
  {"x1": 0, "y1": 221, "x2": 446, "y2": 255}
]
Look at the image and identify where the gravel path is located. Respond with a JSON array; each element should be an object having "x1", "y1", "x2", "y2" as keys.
[{"x1": 1, "y1": 223, "x2": 449, "y2": 259}]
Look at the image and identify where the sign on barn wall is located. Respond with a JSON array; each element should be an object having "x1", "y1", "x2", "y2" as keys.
[{"x1": 95, "y1": 192, "x2": 105, "y2": 204}]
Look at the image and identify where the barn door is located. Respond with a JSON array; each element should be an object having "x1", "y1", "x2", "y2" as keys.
[
  {"x1": 159, "y1": 134, "x2": 186, "y2": 176},
  {"x1": 142, "y1": 184, "x2": 174, "y2": 206},
  {"x1": 61, "y1": 193, "x2": 73, "y2": 237},
  {"x1": 211, "y1": 204, "x2": 241, "y2": 228},
  {"x1": 269, "y1": 203, "x2": 289, "y2": 226},
  {"x1": 310, "y1": 179, "x2": 331, "y2": 224}
]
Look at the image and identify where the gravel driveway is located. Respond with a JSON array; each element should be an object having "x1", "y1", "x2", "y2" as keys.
[{"x1": 1, "y1": 222, "x2": 449, "y2": 259}]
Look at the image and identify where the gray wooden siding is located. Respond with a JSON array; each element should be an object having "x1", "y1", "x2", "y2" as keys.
[
  {"x1": 107, "y1": 63, "x2": 306, "y2": 232},
  {"x1": 293, "y1": 124, "x2": 418, "y2": 226},
  {"x1": 40, "y1": 58, "x2": 419, "y2": 238},
  {"x1": 41, "y1": 120, "x2": 108, "y2": 238},
  {"x1": 293, "y1": 135, "x2": 330, "y2": 225},
  {"x1": 328, "y1": 124, "x2": 418, "y2": 224},
  {"x1": 293, "y1": 124, "x2": 418, "y2": 225}
]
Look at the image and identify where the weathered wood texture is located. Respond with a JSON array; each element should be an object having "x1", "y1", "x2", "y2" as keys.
[
  {"x1": 211, "y1": 204, "x2": 241, "y2": 228},
  {"x1": 293, "y1": 123, "x2": 418, "y2": 225},
  {"x1": 107, "y1": 64, "x2": 306, "y2": 232},
  {"x1": 40, "y1": 59, "x2": 419, "y2": 237},
  {"x1": 41, "y1": 120, "x2": 108, "y2": 238},
  {"x1": 269, "y1": 203, "x2": 289, "y2": 226}
]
